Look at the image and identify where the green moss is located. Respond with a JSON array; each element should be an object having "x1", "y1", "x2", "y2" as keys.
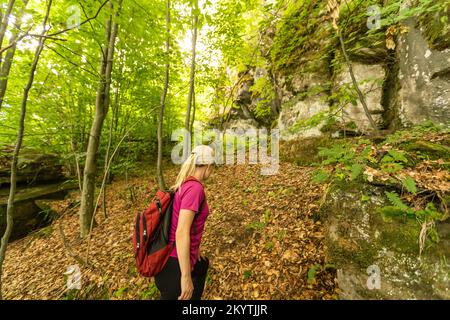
[
  {"x1": 400, "y1": 140, "x2": 450, "y2": 160},
  {"x1": 417, "y1": 0, "x2": 450, "y2": 50},
  {"x1": 270, "y1": 0, "x2": 333, "y2": 74},
  {"x1": 327, "y1": 236, "x2": 379, "y2": 269},
  {"x1": 338, "y1": 0, "x2": 387, "y2": 62},
  {"x1": 280, "y1": 136, "x2": 335, "y2": 166},
  {"x1": 379, "y1": 217, "x2": 421, "y2": 254}
]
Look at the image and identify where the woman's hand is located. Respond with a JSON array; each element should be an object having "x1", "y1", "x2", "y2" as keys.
[{"x1": 178, "y1": 274, "x2": 194, "y2": 300}]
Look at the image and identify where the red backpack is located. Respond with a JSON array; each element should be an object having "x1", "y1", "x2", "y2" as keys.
[{"x1": 132, "y1": 177, "x2": 203, "y2": 277}]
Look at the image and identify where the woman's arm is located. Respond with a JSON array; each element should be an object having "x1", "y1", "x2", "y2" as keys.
[{"x1": 176, "y1": 209, "x2": 195, "y2": 300}]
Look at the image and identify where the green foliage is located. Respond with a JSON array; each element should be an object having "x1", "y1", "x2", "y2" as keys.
[
  {"x1": 312, "y1": 123, "x2": 449, "y2": 253},
  {"x1": 312, "y1": 169, "x2": 330, "y2": 184},
  {"x1": 312, "y1": 140, "x2": 371, "y2": 183},
  {"x1": 270, "y1": 0, "x2": 331, "y2": 73},
  {"x1": 385, "y1": 191, "x2": 411, "y2": 212},
  {"x1": 140, "y1": 282, "x2": 159, "y2": 300},
  {"x1": 113, "y1": 287, "x2": 128, "y2": 299},
  {"x1": 307, "y1": 264, "x2": 320, "y2": 284},
  {"x1": 264, "y1": 241, "x2": 274, "y2": 251},
  {"x1": 246, "y1": 221, "x2": 266, "y2": 231},
  {"x1": 417, "y1": 0, "x2": 450, "y2": 49},
  {"x1": 250, "y1": 75, "x2": 275, "y2": 121},
  {"x1": 383, "y1": 121, "x2": 446, "y2": 145},
  {"x1": 350, "y1": 163, "x2": 364, "y2": 181},
  {"x1": 382, "y1": 150, "x2": 408, "y2": 164},
  {"x1": 381, "y1": 191, "x2": 444, "y2": 223},
  {"x1": 401, "y1": 176, "x2": 417, "y2": 194},
  {"x1": 379, "y1": 190, "x2": 444, "y2": 250},
  {"x1": 246, "y1": 209, "x2": 271, "y2": 231},
  {"x1": 307, "y1": 263, "x2": 335, "y2": 284}
]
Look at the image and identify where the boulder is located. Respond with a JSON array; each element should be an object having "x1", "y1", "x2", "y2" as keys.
[
  {"x1": 0, "y1": 146, "x2": 77, "y2": 241},
  {"x1": 0, "y1": 146, "x2": 65, "y2": 187},
  {"x1": 322, "y1": 181, "x2": 450, "y2": 299},
  {"x1": 0, "y1": 181, "x2": 77, "y2": 241},
  {"x1": 0, "y1": 200, "x2": 56, "y2": 241}
]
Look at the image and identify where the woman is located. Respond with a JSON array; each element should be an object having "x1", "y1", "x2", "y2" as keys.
[{"x1": 155, "y1": 145, "x2": 215, "y2": 300}]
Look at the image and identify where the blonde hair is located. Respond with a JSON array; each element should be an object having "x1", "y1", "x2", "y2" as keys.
[{"x1": 171, "y1": 145, "x2": 215, "y2": 191}]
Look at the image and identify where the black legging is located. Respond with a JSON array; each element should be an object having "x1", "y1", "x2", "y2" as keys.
[{"x1": 154, "y1": 256, "x2": 209, "y2": 300}]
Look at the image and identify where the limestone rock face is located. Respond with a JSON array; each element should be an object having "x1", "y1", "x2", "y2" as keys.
[
  {"x1": 397, "y1": 18, "x2": 450, "y2": 126},
  {"x1": 227, "y1": 17, "x2": 450, "y2": 141},
  {"x1": 334, "y1": 63, "x2": 386, "y2": 132},
  {"x1": 277, "y1": 94, "x2": 329, "y2": 140},
  {"x1": 322, "y1": 182, "x2": 450, "y2": 300}
]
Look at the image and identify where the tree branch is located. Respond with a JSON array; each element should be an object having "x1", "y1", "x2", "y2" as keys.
[{"x1": 35, "y1": 0, "x2": 110, "y2": 38}]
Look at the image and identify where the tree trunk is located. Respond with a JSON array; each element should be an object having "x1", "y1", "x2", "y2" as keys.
[
  {"x1": 0, "y1": 0, "x2": 51, "y2": 300},
  {"x1": 0, "y1": 0, "x2": 29, "y2": 110},
  {"x1": 190, "y1": 89, "x2": 196, "y2": 135},
  {"x1": 338, "y1": 29, "x2": 378, "y2": 132},
  {"x1": 70, "y1": 138, "x2": 82, "y2": 192},
  {"x1": 102, "y1": 67, "x2": 121, "y2": 218},
  {"x1": 157, "y1": 0, "x2": 171, "y2": 191},
  {"x1": 79, "y1": 0, "x2": 122, "y2": 238},
  {"x1": 184, "y1": 0, "x2": 198, "y2": 156},
  {"x1": 0, "y1": 0, "x2": 15, "y2": 64}
]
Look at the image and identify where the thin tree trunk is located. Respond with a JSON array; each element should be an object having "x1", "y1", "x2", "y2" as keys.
[
  {"x1": 190, "y1": 90, "x2": 196, "y2": 135},
  {"x1": 0, "y1": 0, "x2": 15, "y2": 65},
  {"x1": 0, "y1": 0, "x2": 30, "y2": 110},
  {"x1": 79, "y1": 0, "x2": 122, "y2": 238},
  {"x1": 0, "y1": 0, "x2": 51, "y2": 300},
  {"x1": 184, "y1": 0, "x2": 198, "y2": 156},
  {"x1": 107, "y1": 56, "x2": 124, "y2": 183},
  {"x1": 102, "y1": 80, "x2": 120, "y2": 218},
  {"x1": 0, "y1": 0, "x2": 28, "y2": 109},
  {"x1": 338, "y1": 29, "x2": 378, "y2": 131},
  {"x1": 70, "y1": 138, "x2": 82, "y2": 192},
  {"x1": 157, "y1": 0, "x2": 171, "y2": 191}
]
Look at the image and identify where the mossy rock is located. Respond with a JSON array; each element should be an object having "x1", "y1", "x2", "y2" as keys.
[
  {"x1": 400, "y1": 140, "x2": 450, "y2": 160},
  {"x1": 280, "y1": 136, "x2": 335, "y2": 166},
  {"x1": 418, "y1": 0, "x2": 450, "y2": 50},
  {"x1": 322, "y1": 180, "x2": 450, "y2": 299}
]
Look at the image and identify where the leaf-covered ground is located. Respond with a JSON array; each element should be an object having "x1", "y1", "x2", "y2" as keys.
[{"x1": 3, "y1": 162, "x2": 338, "y2": 300}]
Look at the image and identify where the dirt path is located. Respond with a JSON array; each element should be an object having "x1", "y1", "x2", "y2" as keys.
[{"x1": 3, "y1": 162, "x2": 337, "y2": 299}]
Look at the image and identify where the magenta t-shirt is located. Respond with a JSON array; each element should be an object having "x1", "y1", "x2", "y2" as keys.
[{"x1": 169, "y1": 177, "x2": 209, "y2": 270}]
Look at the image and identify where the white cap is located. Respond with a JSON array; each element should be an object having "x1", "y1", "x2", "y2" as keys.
[{"x1": 192, "y1": 145, "x2": 215, "y2": 165}]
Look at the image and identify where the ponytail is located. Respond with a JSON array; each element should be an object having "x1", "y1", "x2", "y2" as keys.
[
  {"x1": 170, "y1": 153, "x2": 198, "y2": 192},
  {"x1": 171, "y1": 145, "x2": 215, "y2": 192}
]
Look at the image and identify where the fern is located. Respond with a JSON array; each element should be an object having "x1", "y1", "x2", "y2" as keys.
[
  {"x1": 350, "y1": 163, "x2": 363, "y2": 180},
  {"x1": 401, "y1": 176, "x2": 417, "y2": 194},
  {"x1": 388, "y1": 150, "x2": 408, "y2": 163},
  {"x1": 385, "y1": 191, "x2": 411, "y2": 212}
]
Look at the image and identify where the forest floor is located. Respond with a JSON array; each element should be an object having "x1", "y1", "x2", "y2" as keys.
[{"x1": 3, "y1": 161, "x2": 338, "y2": 300}]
